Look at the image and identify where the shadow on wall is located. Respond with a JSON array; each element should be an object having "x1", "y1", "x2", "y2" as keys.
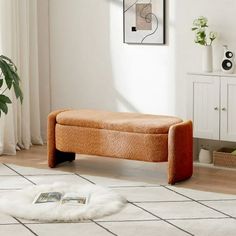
[
  {"x1": 113, "y1": 89, "x2": 139, "y2": 113},
  {"x1": 50, "y1": 0, "x2": 138, "y2": 113},
  {"x1": 69, "y1": 0, "x2": 139, "y2": 113}
]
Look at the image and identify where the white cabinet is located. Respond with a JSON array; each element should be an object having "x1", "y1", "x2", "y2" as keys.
[
  {"x1": 187, "y1": 72, "x2": 236, "y2": 142},
  {"x1": 220, "y1": 77, "x2": 236, "y2": 141}
]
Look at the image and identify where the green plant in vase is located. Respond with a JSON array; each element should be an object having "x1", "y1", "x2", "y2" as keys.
[
  {"x1": 192, "y1": 16, "x2": 217, "y2": 72},
  {"x1": 0, "y1": 55, "x2": 23, "y2": 117},
  {"x1": 192, "y1": 16, "x2": 217, "y2": 46}
]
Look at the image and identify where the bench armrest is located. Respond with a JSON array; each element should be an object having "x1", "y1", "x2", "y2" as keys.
[
  {"x1": 47, "y1": 109, "x2": 70, "y2": 167},
  {"x1": 168, "y1": 120, "x2": 193, "y2": 185}
]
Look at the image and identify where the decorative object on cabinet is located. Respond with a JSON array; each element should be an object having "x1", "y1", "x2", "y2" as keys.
[
  {"x1": 187, "y1": 72, "x2": 236, "y2": 142},
  {"x1": 221, "y1": 45, "x2": 235, "y2": 74},
  {"x1": 213, "y1": 148, "x2": 236, "y2": 168},
  {"x1": 199, "y1": 148, "x2": 212, "y2": 164},
  {"x1": 202, "y1": 45, "x2": 213, "y2": 73},
  {"x1": 191, "y1": 17, "x2": 217, "y2": 73},
  {"x1": 123, "y1": 0, "x2": 165, "y2": 45}
]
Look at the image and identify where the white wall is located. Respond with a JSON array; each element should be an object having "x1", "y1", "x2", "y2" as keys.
[
  {"x1": 38, "y1": 0, "x2": 236, "y2": 139},
  {"x1": 37, "y1": 0, "x2": 51, "y2": 141},
  {"x1": 49, "y1": 0, "x2": 177, "y2": 115}
]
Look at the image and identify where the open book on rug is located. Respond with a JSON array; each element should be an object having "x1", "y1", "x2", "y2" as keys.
[{"x1": 33, "y1": 192, "x2": 89, "y2": 206}]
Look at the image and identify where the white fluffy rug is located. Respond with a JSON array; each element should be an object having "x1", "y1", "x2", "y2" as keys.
[{"x1": 0, "y1": 183, "x2": 126, "y2": 222}]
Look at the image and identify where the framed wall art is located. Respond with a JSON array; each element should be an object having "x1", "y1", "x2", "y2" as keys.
[{"x1": 123, "y1": 0, "x2": 165, "y2": 45}]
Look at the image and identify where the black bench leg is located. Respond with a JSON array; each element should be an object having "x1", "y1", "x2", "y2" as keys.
[{"x1": 49, "y1": 149, "x2": 76, "y2": 168}]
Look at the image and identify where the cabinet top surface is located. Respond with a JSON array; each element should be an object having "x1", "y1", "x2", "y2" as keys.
[{"x1": 188, "y1": 71, "x2": 236, "y2": 77}]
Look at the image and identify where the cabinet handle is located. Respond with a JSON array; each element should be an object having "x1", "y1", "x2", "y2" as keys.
[
  {"x1": 214, "y1": 107, "x2": 218, "y2": 111},
  {"x1": 222, "y1": 107, "x2": 227, "y2": 111}
]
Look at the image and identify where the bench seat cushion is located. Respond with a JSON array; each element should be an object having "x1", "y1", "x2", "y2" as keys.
[{"x1": 56, "y1": 109, "x2": 182, "y2": 134}]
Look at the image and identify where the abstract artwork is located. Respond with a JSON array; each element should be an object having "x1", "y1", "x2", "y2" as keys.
[{"x1": 123, "y1": 0, "x2": 165, "y2": 44}]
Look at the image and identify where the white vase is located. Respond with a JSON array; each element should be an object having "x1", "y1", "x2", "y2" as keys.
[
  {"x1": 199, "y1": 148, "x2": 212, "y2": 164},
  {"x1": 202, "y1": 45, "x2": 213, "y2": 72}
]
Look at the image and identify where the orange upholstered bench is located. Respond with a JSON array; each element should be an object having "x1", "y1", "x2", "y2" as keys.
[{"x1": 47, "y1": 109, "x2": 193, "y2": 184}]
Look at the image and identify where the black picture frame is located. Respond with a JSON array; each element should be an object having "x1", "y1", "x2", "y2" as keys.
[{"x1": 123, "y1": 0, "x2": 166, "y2": 45}]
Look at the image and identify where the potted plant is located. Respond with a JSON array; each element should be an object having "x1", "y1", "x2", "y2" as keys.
[
  {"x1": 192, "y1": 16, "x2": 217, "y2": 72},
  {"x1": 0, "y1": 55, "x2": 23, "y2": 117}
]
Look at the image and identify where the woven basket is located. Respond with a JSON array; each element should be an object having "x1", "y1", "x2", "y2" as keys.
[{"x1": 213, "y1": 148, "x2": 236, "y2": 168}]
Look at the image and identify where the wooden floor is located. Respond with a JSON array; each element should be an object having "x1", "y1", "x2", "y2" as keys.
[{"x1": 1, "y1": 145, "x2": 236, "y2": 195}]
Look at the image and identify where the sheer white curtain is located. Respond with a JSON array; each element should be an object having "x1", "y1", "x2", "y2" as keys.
[{"x1": 0, "y1": 0, "x2": 42, "y2": 155}]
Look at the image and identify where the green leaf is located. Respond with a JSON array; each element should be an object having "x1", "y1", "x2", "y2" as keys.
[
  {"x1": 1, "y1": 59, "x2": 21, "y2": 87},
  {"x1": 0, "y1": 55, "x2": 13, "y2": 64},
  {"x1": 0, "y1": 59, "x2": 13, "y2": 89},
  {"x1": 11, "y1": 70, "x2": 20, "y2": 84},
  {"x1": 2, "y1": 59, "x2": 14, "y2": 78},
  {"x1": 0, "y1": 55, "x2": 23, "y2": 105},
  {"x1": 0, "y1": 60, "x2": 10, "y2": 84},
  {"x1": 191, "y1": 27, "x2": 198, "y2": 31},
  {"x1": 0, "y1": 101, "x2": 8, "y2": 114},
  {"x1": 0, "y1": 55, "x2": 17, "y2": 71},
  {"x1": 0, "y1": 94, "x2": 12, "y2": 104},
  {"x1": 13, "y1": 82, "x2": 23, "y2": 103}
]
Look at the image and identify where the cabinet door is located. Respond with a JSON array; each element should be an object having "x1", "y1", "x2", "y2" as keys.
[
  {"x1": 188, "y1": 75, "x2": 220, "y2": 140},
  {"x1": 220, "y1": 77, "x2": 236, "y2": 142}
]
